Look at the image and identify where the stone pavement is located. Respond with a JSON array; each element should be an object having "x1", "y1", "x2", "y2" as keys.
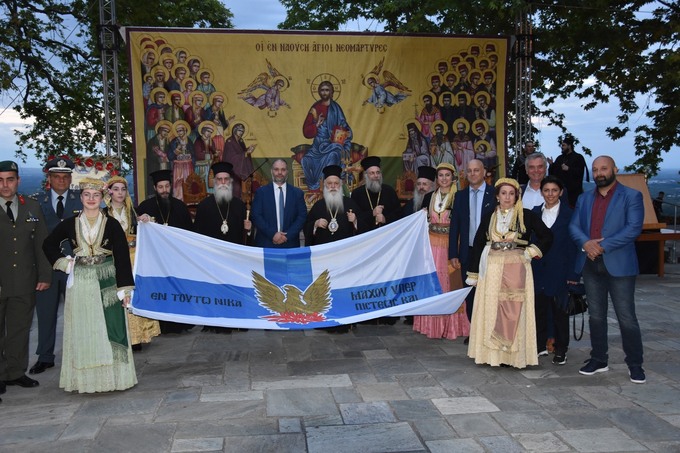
[{"x1": 2, "y1": 266, "x2": 680, "y2": 453}]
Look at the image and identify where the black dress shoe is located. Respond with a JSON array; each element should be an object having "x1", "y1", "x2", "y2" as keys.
[
  {"x1": 5, "y1": 375, "x2": 39, "y2": 387},
  {"x1": 463, "y1": 336, "x2": 470, "y2": 345},
  {"x1": 0, "y1": 380, "x2": 6, "y2": 394},
  {"x1": 29, "y1": 361, "x2": 55, "y2": 374}
]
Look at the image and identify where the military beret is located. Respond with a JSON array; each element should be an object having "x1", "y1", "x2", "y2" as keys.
[{"x1": 0, "y1": 160, "x2": 19, "y2": 173}]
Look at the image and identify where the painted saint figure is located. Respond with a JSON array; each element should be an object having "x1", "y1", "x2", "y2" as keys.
[{"x1": 301, "y1": 81, "x2": 352, "y2": 191}]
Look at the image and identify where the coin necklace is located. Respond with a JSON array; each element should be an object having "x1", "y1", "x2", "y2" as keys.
[
  {"x1": 216, "y1": 200, "x2": 231, "y2": 235},
  {"x1": 328, "y1": 206, "x2": 340, "y2": 234}
]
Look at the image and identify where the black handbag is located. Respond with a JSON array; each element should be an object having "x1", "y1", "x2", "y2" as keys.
[
  {"x1": 567, "y1": 284, "x2": 588, "y2": 340},
  {"x1": 567, "y1": 291, "x2": 588, "y2": 316}
]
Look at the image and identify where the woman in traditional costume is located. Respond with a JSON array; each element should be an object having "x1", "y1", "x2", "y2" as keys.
[
  {"x1": 43, "y1": 178, "x2": 137, "y2": 393},
  {"x1": 414, "y1": 163, "x2": 470, "y2": 339},
  {"x1": 466, "y1": 178, "x2": 552, "y2": 368},
  {"x1": 105, "y1": 176, "x2": 160, "y2": 351}
]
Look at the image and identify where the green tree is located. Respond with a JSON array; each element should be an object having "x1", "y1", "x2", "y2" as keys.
[
  {"x1": 0, "y1": 0, "x2": 233, "y2": 167},
  {"x1": 279, "y1": 0, "x2": 679, "y2": 175}
]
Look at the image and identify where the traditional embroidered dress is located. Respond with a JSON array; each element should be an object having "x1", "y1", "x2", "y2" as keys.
[
  {"x1": 43, "y1": 212, "x2": 137, "y2": 393},
  {"x1": 466, "y1": 200, "x2": 552, "y2": 368},
  {"x1": 414, "y1": 187, "x2": 470, "y2": 339},
  {"x1": 108, "y1": 203, "x2": 161, "y2": 345}
]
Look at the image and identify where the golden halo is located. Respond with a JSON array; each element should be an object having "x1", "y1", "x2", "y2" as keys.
[
  {"x1": 272, "y1": 75, "x2": 289, "y2": 91},
  {"x1": 168, "y1": 89, "x2": 183, "y2": 103},
  {"x1": 181, "y1": 78, "x2": 196, "y2": 91},
  {"x1": 197, "y1": 68, "x2": 214, "y2": 82},
  {"x1": 438, "y1": 91, "x2": 454, "y2": 106},
  {"x1": 226, "y1": 121, "x2": 249, "y2": 139},
  {"x1": 472, "y1": 119, "x2": 489, "y2": 135},
  {"x1": 210, "y1": 91, "x2": 228, "y2": 106},
  {"x1": 455, "y1": 91, "x2": 472, "y2": 106},
  {"x1": 172, "y1": 120, "x2": 191, "y2": 136},
  {"x1": 453, "y1": 118, "x2": 471, "y2": 134},
  {"x1": 174, "y1": 47, "x2": 190, "y2": 62},
  {"x1": 443, "y1": 71, "x2": 459, "y2": 88},
  {"x1": 189, "y1": 90, "x2": 207, "y2": 106},
  {"x1": 149, "y1": 87, "x2": 169, "y2": 103},
  {"x1": 435, "y1": 60, "x2": 449, "y2": 73},
  {"x1": 427, "y1": 72, "x2": 443, "y2": 86},
  {"x1": 171, "y1": 63, "x2": 189, "y2": 78},
  {"x1": 403, "y1": 120, "x2": 422, "y2": 137},
  {"x1": 197, "y1": 120, "x2": 218, "y2": 138},
  {"x1": 160, "y1": 53, "x2": 177, "y2": 67},
  {"x1": 474, "y1": 91, "x2": 491, "y2": 107},
  {"x1": 152, "y1": 65, "x2": 169, "y2": 81},
  {"x1": 432, "y1": 120, "x2": 449, "y2": 136},
  {"x1": 141, "y1": 48, "x2": 158, "y2": 64},
  {"x1": 155, "y1": 120, "x2": 173, "y2": 134}
]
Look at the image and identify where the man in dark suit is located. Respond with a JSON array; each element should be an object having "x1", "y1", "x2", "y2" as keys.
[
  {"x1": 30, "y1": 157, "x2": 82, "y2": 375},
  {"x1": 449, "y1": 159, "x2": 495, "y2": 331},
  {"x1": 251, "y1": 159, "x2": 306, "y2": 248},
  {"x1": 0, "y1": 161, "x2": 52, "y2": 395},
  {"x1": 569, "y1": 155, "x2": 645, "y2": 383}
]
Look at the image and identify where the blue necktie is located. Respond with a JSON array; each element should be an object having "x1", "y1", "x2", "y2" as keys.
[
  {"x1": 469, "y1": 189, "x2": 479, "y2": 244},
  {"x1": 278, "y1": 186, "x2": 284, "y2": 231}
]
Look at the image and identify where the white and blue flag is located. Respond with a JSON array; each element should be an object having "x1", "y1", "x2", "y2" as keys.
[{"x1": 131, "y1": 211, "x2": 469, "y2": 330}]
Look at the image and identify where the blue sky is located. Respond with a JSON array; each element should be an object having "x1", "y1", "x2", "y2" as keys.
[{"x1": 1, "y1": 0, "x2": 677, "y2": 171}]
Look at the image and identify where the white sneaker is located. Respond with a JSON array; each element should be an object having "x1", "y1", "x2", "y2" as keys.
[{"x1": 538, "y1": 350, "x2": 549, "y2": 357}]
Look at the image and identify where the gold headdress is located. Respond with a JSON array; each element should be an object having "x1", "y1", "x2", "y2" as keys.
[
  {"x1": 105, "y1": 176, "x2": 135, "y2": 235},
  {"x1": 494, "y1": 177, "x2": 526, "y2": 233},
  {"x1": 79, "y1": 177, "x2": 105, "y2": 192}
]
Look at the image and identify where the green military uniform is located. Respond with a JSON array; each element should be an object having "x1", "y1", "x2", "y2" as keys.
[{"x1": 0, "y1": 161, "x2": 52, "y2": 382}]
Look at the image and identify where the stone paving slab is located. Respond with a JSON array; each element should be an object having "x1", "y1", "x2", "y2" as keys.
[
  {"x1": 306, "y1": 422, "x2": 423, "y2": 453},
  {"x1": 2, "y1": 266, "x2": 679, "y2": 451},
  {"x1": 556, "y1": 427, "x2": 647, "y2": 452}
]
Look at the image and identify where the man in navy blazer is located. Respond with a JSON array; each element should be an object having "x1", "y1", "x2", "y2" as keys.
[
  {"x1": 30, "y1": 157, "x2": 82, "y2": 375},
  {"x1": 251, "y1": 159, "x2": 307, "y2": 248},
  {"x1": 449, "y1": 159, "x2": 495, "y2": 324},
  {"x1": 569, "y1": 155, "x2": 646, "y2": 383}
]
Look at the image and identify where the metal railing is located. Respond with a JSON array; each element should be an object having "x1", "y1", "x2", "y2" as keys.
[{"x1": 658, "y1": 200, "x2": 680, "y2": 263}]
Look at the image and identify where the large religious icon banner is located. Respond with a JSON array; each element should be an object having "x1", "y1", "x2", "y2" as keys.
[{"x1": 127, "y1": 28, "x2": 509, "y2": 204}]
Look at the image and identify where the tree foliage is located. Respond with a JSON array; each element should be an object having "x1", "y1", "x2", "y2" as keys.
[
  {"x1": 279, "y1": 0, "x2": 679, "y2": 175},
  {"x1": 0, "y1": 0, "x2": 233, "y2": 167}
]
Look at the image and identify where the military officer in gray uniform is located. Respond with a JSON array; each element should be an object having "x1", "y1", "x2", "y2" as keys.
[
  {"x1": 30, "y1": 156, "x2": 82, "y2": 375},
  {"x1": 0, "y1": 160, "x2": 52, "y2": 398}
]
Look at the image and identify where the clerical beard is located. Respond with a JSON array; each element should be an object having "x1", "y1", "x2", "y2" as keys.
[
  {"x1": 412, "y1": 190, "x2": 425, "y2": 211},
  {"x1": 323, "y1": 187, "x2": 344, "y2": 214},
  {"x1": 365, "y1": 176, "x2": 382, "y2": 194},
  {"x1": 214, "y1": 182, "x2": 233, "y2": 205},
  {"x1": 156, "y1": 193, "x2": 171, "y2": 213}
]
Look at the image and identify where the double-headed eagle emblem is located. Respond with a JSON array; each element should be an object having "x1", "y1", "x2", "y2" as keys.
[{"x1": 252, "y1": 270, "x2": 332, "y2": 324}]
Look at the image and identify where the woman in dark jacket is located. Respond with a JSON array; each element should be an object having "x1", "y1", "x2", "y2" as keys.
[{"x1": 532, "y1": 175, "x2": 579, "y2": 365}]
